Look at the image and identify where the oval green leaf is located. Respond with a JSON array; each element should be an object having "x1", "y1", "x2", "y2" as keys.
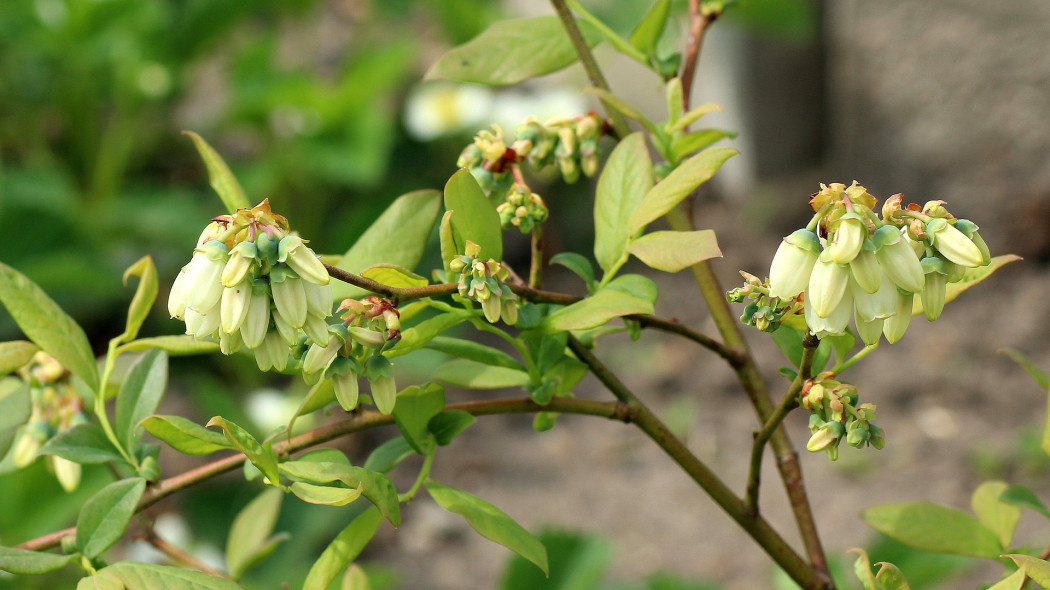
[
  {"x1": 861, "y1": 501, "x2": 1002, "y2": 558},
  {"x1": 0, "y1": 383, "x2": 31, "y2": 460},
  {"x1": 392, "y1": 383, "x2": 445, "y2": 454},
  {"x1": 625, "y1": 229, "x2": 722, "y2": 272},
  {"x1": 206, "y1": 417, "x2": 280, "y2": 486},
  {"x1": 140, "y1": 415, "x2": 234, "y2": 456},
  {"x1": 443, "y1": 169, "x2": 502, "y2": 262},
  {"x1": 426, "y1": 336, "x2": 524, "y2": 370},
  {"x1": 1006, "y1": 554, "x2": 1050, "y2": 588},
  {"x1": 549, "y1": 253, "x2": 596, "y2": 291},
  {"x1": 38, "y1": 423, "x2": 125, "y2": 464},
  {"x1": 363, "y1": 436, "x2": 415, "y2": 473},
  {"x1": 291, "y1": 481, "x2": 364, "y2": 507},
  {"x1": 429, "y1": 411, "x2": 476, "y2": 446},
  {"x1": 119, "y1": 256, "x2": 159, "y2": 345},
  {"x1": 425, "y1": 480, "x2": 548, "y2": 575},
  {"x1": 628, "y1": 147, "x2": 738, "y2": 236},
  {"x1": 387, "y1": 310, "x2": 473, "y2": 358},
  {"x1": 434, "y1": 359, "x2": 531, "y2": 389},
  {"x1": 594, "y1": 133, "x2": 653, "y2": 278},
  {"x1": 226, "y1": 487, "x2": 284, "y2": 579},
  {"x1": 971, "y1": 480, "x2": 1020, "y2": 549},
  {"x1": 76, "y1": 477, "x2": 147, "y2": 559},
  {"x1": 542, "y1": 277, "x2": 657, "y2": 334},
  {"x1": 278, "y1": 461, "x2": 400, "y2": 526},
  {"x1": 116, "y1": 349, "x2": 168, "y2": 451},
  {"x1": 303, "y1": 507, "x2": 383, "y2": 590},
  {"x1": 360, "y1": 264, "x2": 428, "y2": 290},
  {"x1": 116, "y1": 335, "x2": 220, "y2": 356},
  {"x1": 987, "y1": 567, "x2": 1026, "y2": 590},
  {"x1": 671, "y1": 129, "x2": 738, "y2": 161},
  {"x1": 100, "y1": 561, "x2": 247, "y2": 590},
  {"x1": 0, "y1": 546, "x2": 76, "y2": 575}
]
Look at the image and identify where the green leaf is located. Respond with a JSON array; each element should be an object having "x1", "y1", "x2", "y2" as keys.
[
  {"x1": 303, "y1": 507, "x2": 383, "y2": 590},
  {"x1": 118, "y1": 256, "x2": 159, "y2": 345},
  {"x1": 76, "y1": 570, "x2": 124, "y2": 590},
  {"x1": 291, "y1": 482, "x2": 363, "y2": 506},
  {"x1": 0, "y1": 340, "x2": 38, "y2": 377},
  {"x1": 0, "y1": 546, "x2": 76, "y2": 575},
  {"x1": 594, "y1": 133, "x2": 654, "y2": 278},
  {"x1": 429, "y1": 410, "x2": 475, "y2": 446},
  {"x1": 850, "y1": 548, "x2": 881, "y2": 590},
  {"x1": 875, "y1": 562, "x2": 913, "y2": 590},
  {"x1": 542, "y1": 275, "x2": 658, "y2": 333},
  {"x1": 183, "y1": 131, "x2": 250, "y2": 214},
  {"x1": 363, "y1": 436, "x2": 415, "y2": 473},
  {"x1": 76, "y1": 477, "x2": 147, "y2": 559},
  {"x1": 666, "y1": 78, "x2": 684, "y2": 126},
  {"x1": 98, "y1": 561, "x2": 246, "y2": 590},
  {"x1": 528, "y1": 331, "x2": 570, "y2": 375},
  {"x1": 333, "y1": 190, "x2": 441, "y2": 300},
  {"x1": 628, "y1": 147, "x2": 738, "y2": 236},
  {"x1": 501, "y1": 529, "x2": 612, "y2": 590},
  {"x1": 770, "y1": 326, "x2": 831, "y2": 374},
  {"x1": 444, "y1": 169, "x2": 502, "y2": 262},
  {"x1": 392, "y1": 383, "x2": 445, "y2": 454},
  {"x1": 425, "y1": 480, "x2": 548, "y2": 575},
  {"x1": 140, "y1": 415, "x2": 234, "y2": 456},
  {"x1": 294, "y1": 378, "x2": 337, "y2": 419},
  {"x1": 0, "y1": 262, "x2": 99, "y2": 392},
  {"x1": 38, "y1": 423, "x2": 125, "y2": 464},
  {"x1": 115, "y1": 349, "x2": 168, "y2": 451},
  {"x1": 629, "y1": 0, "x2": 671, "y2": 55},
  {"x1": 278, "y1": 461, "x2": 401, "y2": 526},
  {"x1": 1002, "y1": 348, "x2": 1049, "y2": 390},
  {"x1": 360, "y1": 264, "x2": 429, "y2": 290},
  {"x1": 0, "y1": 383, "x2": 31, "y2": 460},
  {"x1": 388, "y1": 310, "x2": 474, "y2": 358},
  {"x1": 426, "y1": 336, "x2": 523, "y2": 370},
  {"x1": 987, "y1": 567, "x2": 1027, "y2": 590},
  {"x1": 226, "y1": 487, "x2": 284, "y2": 580},
  {"x1": 911, "y1": 254, "x2": 1021, "y2": 316},
  {"x1": 582, "y1": 88, "x2": 661, "y2": 138},
  {"x1": 1000, "y1": 485, "x2": 1050, "y2": 520},
  {"x1": 1005, "y1": 554, "x2": 1050, "y2": 588},
  {"x1": 861, "y1": 501, "x2": 1002, "y2": 558},
  {"x1": 565, "y1": 0, "x2": 648, "y2": 66},
  {"x1": 549, "y1": 253, "x2": 596, "y2": 291},
  {"x1": 206, "y1": 417, "x2": 280, "y2": 487},
  {"x1": 434, "y1": 359, "x2": 531, "y2": 389},
  {"x1": 671, "y1": 129, "x2": 738, "y2": 161},
  {"x1": 116, "y1": 335, "x2": 220, "y2": 356},
  {"x1": 971, "y1": 480, "x2": 1020, "y2": 549},
  {"x1": 667, "y1": 103, "x2": 723, "y2": 134},
  {"x1": 425, "y1": 16, "x2": 601, "y2": 86},
  {"x1": 625, "y1": 230, "x2": 721, "y2": 272}
]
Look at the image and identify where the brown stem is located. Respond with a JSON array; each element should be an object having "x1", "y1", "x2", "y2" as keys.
[
  {"x1": 139, "y1": 525, "x2": 232, "y2": 579},
  {"x1": 680, "y1": 1, "x2": 719, "y2": 113}
]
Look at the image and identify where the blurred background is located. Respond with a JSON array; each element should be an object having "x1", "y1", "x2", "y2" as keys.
[{"x1": 1, "y1": 0, "x2": 1049, "y2": 588}]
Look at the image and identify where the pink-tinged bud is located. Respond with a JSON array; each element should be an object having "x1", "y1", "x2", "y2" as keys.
[
  {"x1": 881, "y1": 193, "x2": 903, "y2": 222},
  {"x1": 827, "y1": 213, "x2": 866, "y2": 264},
  {"x1": 240, "y1": 282, "x2": 271, "y2": 349},
  {"x1": 278, "y1": 235, "x2": 330, "y2": 285},
  {"x1": 220, "y1": 281, "x2": 252, "y2": 335},
  {"x1": 168, "y1": 266, "x2": 188, "y2": 319},
  {"x1": 808, "y1": 250, "x2": 851, "y2": 318},
  {"x1": 52, "y1": 456, "x2": 82, "y2": 492},
  {"x1": 270, "y1": 265, "x2": 308, "y2": 328},
  {"x1": 221, "y1": 241, "x2": 258, "y2": 288},
  {"x1": 184, "y1": 241, "x2": 228, "y2": 312},
  {"x1": 768, "y1": 229, "x2": 820, "y2": 299},
  {"x1": 882, "y1": 290, "x2": 914, "y2": 344},
  {"x1": 854, "y1": 315, "x2": 884, "y2": 346},
  {"x1": 873, "y1": 226, "x2": 925, "y2": 294},
  {"x1": 919, "y1": 257, "x2": 948, "y2": 321},
  {"x1": 851, "y1": 272, "x2": 897, "y2": 322},
  {"x1": 926, "y1": 218, "x2": 984, "y2": 268},
  {"x1": 804, "y1": 286, "x2": 851, "y2": 338}
]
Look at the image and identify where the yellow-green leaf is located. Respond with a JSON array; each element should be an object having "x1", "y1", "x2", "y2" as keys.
[
  {"x1": 183, "y1": 131, "x2": 250, "y2": 214},
  {"x1": 971, "y1": 480, "x2": 1020, "y2": 549},
  {"x1": 625, "y1": 229, "x2": 721, "y2": 272},
  {"x1": 593, "y1": 133, "x2": 653, "y2": 278},
  {"x1": 360, "y1": 264, "x2": 428, "y2": 290},
  {"x1": 1006, "y1": 554, "x2": 1050, "y2": 588},
  {"x1": 912, "y1": 254, "x2": 1020, "y2": 316},
  {"x1": 118, "y1": 256, "x2": 158, "y2": 346},
  {"x1": 628, "y1": 147, "x2": 738, "y2": 235}
]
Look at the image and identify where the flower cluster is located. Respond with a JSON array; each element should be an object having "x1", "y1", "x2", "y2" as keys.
[
  {"x1": 734, "y1": 182, "x2": 991, "y2": 344},
  {"x1": 449, "y1": 241, "x2": 519, "y2": 325},
  {"x1": 800, "y1": 372, "x2": 883, "y2": 461},
  {"x1": 168, "y1": 200, "x2": 332, "y2": 368},
  {"x1": 9, "y1": 352, "x2": 87, "y2": 491},
  {"x1": 496, "y1": 183, "x2": 548, "y2": 233}
]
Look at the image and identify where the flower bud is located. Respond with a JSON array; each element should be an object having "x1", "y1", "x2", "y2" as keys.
[
  {"x1": 334, "y1": 371, "x2": 360, "y2": 411},
  {"x1": 808, "y1": 250, "x2": 851, "y2": 318},
  {"x1": 846, "y1": 422, "x2": 870, "y2": 448},
  {"x1": 240, "y1": 282, "x2": 271, "y2": 349},
  {"x1": 184, "y1": 305, "x2": 220, "y2": 339},
  {"x1": 303, "y1": 314, "x2": 331, "y2": 346},
  {"x1": 349, "y1": 326, "x2": 387, "y2": 348},
  {"x1": 919, "y1": 257, "x2": 947, "y2": 321},
  {"x1": 481, "y1": 294, "x2": 502, "y2": 323},
  {"x1": 168, "y1": 266, "x2": 188, "y2": 319},
  {"x1": 219, "y1": 328, "x2": 243, "y2": 355},
  {"x1": 270, "y1": 265, "x2": 308, "y2": 328},
  {"x1": 221, "y1": 241, "x2": 258, "y2": 288},
  {"x1": 848, "y1": 246, "x2": 881, "y2": 294},
  {"x1": 873, "y1": 226, "x2": 925, "y2": 294},
  {"x1": 501, "y1": 298, "x2": 519, "y2": 326},
  {"x1": 768, "y1": 229, "x2": 820, "y2": 299},
  {"x1": 854, "y1": 315, "x2": 884, "y2": 346},
  {"x1": 220, "y1": 281, "x2": 252, "y2": 335},
  {"x1": 302, "y1": 335, "x2": 344, "y2": 376},
  {"x1": 184, "y1": 241, "x2": 228, "y2": 312},
  {"x1": 926, "y1": 218, "x2": 984, "y2": 268},
  {"x1": 304, "y1": 281, "x2": 333, "y2": 319},
  {"x1": 882, "y1": 290, "x2": 914, "y2": 344},
  {"x1": 279, "y1": 235, "x2": 330, "y2": 285},
  {"x1": 827, "y1": 213, "x2": 866, "y2": 264},
  {"x1": 13, "y1": 424, "x2": 47, "y2": 468},
  {"x1": 271, "y1": 309, "x2": 298, "y2": 346},
  {"x1": 953, "y1": 219, "x2": 991, "y2": 266},
  {"x1": 366, "y1": 354, "x2": 397, "y2": 415}
]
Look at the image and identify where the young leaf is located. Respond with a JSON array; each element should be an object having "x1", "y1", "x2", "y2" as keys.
[
  {"x1": 0, "y1": 262, "x2": 99, "y2": 392},
  {"x1": 116, "y1": 335, "x2": 220, "y2": 356},
  {"x1": 118, "y1": 256, "x2": 158, "y2": 345},
  {"x1": 0, "y1": 546, "x2": 76, "y2": 575},
  {"x1": 542, "y1": 275, "x2": 658, "y2": 333},
  {"x1": 303, "y1": 507, "x2": 383, "y2": 590},
  {"x1": 38, "y1": 423, "x2": 125, "y2": 464},
  {"x1": 294, "y1": 378, "x2": 337, "y2": 419},
  {"x1": 290, "y1": 482, "x2": 364, "y2": 507},
  {"x1": 581, "y1": 88, "x2": 662, "y2": 138},
  {"x1": 549, "y1": 252, "x2": 596, "y2": 291},
  {"x1": 439, "y1": 209, "x2": 459, "y2": 275},
  {"x1": 278, "y1": 461, "x2": 401, "y2": 526},
  {"x1": 1001, "y1": 348, "x2": 1049, "y2": 390},
  {"x1": 972, "y1": 480, "x2": 1020, "y2": 549},
  {"x1": 426, "y1": 336, "x2": 523, "y2": 370},
  {"x1": 388, "y1": 310, "x2": 474, "y2": 358},
  {"x1": 625, "y1": 229, "x2": 722, "y2": 273},
  {"x1": 140, "y1": 415, "x2": 234, "y2": 456},
  {"x1": 849, "y1": 548, "x2": 881, "y2": 590},
  {"x1": 98, "y1": 561, "x2": 246, "y2": 590},
  {"x1": 392, "y1": 383, "x2": 445, "y2": 454},
  {"x1": 671, "y1": 129, "x2": 738, "y2": 161},
  {"x1": 206, "y1": 417, "x2": 280, "y2": 486},
  {"x1": 433, "y1": 359, "x2": 531, "y2": 389},
  {"x1": 875, "y1": 562, "x2": 913, "y2": 590},
  {"x1": 0, "y1": 383, "x2": 31, "y2": 460},
  {"x1": 115, "y1": 349, "x2": 168, "y2": 451},
  {"x1": 594, "y1": 133, "x2": 654, "y2": 279},
  {"x1": 629, "y1": 0, "x2": 671, "y2": 56},
  {"x1": 76, "y1": 477, "x2": 147, "y2": 559},
  {"x1": 1005, "y1": 554, "x2": 1050, "y2": 588},
  {"x1": 527, "y1": 331, "x2": 569, "y2": 375},
  {"x1": 333, "y1": 190, "x2": 441, "y2": 300},
  {"x1": 911, "y1": 254, "x2": 1021, "y2": 316},
  {"x1": 861, "y1": 501, "x2": 1002, "y2": 558},
  {"x1": 360, "y1": 264, "x2": 429, "y2": 290},
  {"x1": 363, "y1": 436, "x2": 415, "y2": 473},
  {"x1": 1000, "y1": 485, "x2": 1050, "y2": 520},
  {"x1": 425, "y1": 16, "x2": 601, "y2": 86},
  {"x1": 667, "y1": 102, "x2": 723, "y2": 134},
  {"x1": 425, "y1": 480, "x2": 548, "y2": 575},
  {"x1": 429, "y1": 411, "x2": 475, "y2": 446},
  {"x1": 77, "y1": 570, "x2": 124, "y2": 590},
  {"x1": 182, "y1": 131, "x2": 251, "y2": 214},
  {"x1": 0, "y1": 340, "x2": 38, "y2": 377},
  {"x1": 628, "y1": 147, "x2": 738, "y2": 236},
  {"x1": 226, "y1": 487, "x2": 284, "y2": 580},
  {"x1": 444, "y1": 169, "x2": 502, "y2": 262},
  {"x1": 986, "y1": 567, "x2": 1027, "y2": 590},
  {"x1": 666, "y1": 78, "x2": 684, "y2": 126}
]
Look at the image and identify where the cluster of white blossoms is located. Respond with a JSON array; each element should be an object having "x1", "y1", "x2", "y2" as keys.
[
  {"x1": 735, "y1": 182, "x2": 991, "y2": 344},
  {"x1": 168, "y1": 200, "x2": 332, "y2": 368}
]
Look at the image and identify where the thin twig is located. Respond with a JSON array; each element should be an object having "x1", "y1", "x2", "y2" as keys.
[
  {"x1": 139, "y1": 525, "x2": 232, "y2": 580},
  {"x1": 680, "y1": 1, "x2": 720, "y2": 113}
]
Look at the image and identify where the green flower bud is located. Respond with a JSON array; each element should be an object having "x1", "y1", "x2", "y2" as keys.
[
  {"x1": 366, "y1": 355, "x2": 396, "y2": 415},
  {"x1": 302, "y1": 335, "x2": 343, "y2": 376},
  {"x1": 333, "y1": 371, "x2": 360, "y2": 411},
  {"x1": 240, "y1": 282, "x2": 271, "y2": 349},
  {"x1": 768, "y1": 229, "x2": 820, "y2": 299},
  {"x1": 848, "y1": 246, "x2": 882, "y2": 294},
  {"x1": 255, "y1": 331, "x2": 289, "y2": 372},
  {"x1": 854, "y1": 315, "x2": 884, "y2": 346},
  {"x1": 920, "y1": 257, "x2": 947, "y2": 321},
  {"x1": 303, "y1": 314, "x2": 331, "y2": 346},
  {"x1": 138, "y1": 455, "x2": 161, "y2": 482},
  {"x1": 953, "y1": 219, "x2": 991, "y2": 266},
  {"x1": 13, "y1": 424, "x2": 47, "y2": 468},
  {"x1": 882, "y1": 290, "x2": 914, "y2": 344},
  {"x1": 481, "y1": 294, "x2": 502, "y2": 323},
  {"x1": 52, "y1": 456, "x2": 82, "y2": 492},
  {"x1": 279, "y1": 235, "x2": 330, "y2": 285},
  {"x1": 927, "y1": 218, "x2": 984, "y2": 268},
  {"x1": 827, "y1": 213, "x2": 866, "y2": 264},
  {"x1": 270, "y1": 265, "x2": 308, "y2": 328},
  {"x1": 221, "y1": 241, "x2": 258, "y2": 288},
  {"x1": 272, "y1": 308, "x2": 298, "y2": 346},
  {"x1": 349, "y1": 326, "x2": 387, "y2": 348},
  {"x1": 846, "y1": 422, "x2": 870, "y2": 448},
  {"x1": 501, "y1": 298, "x2": 518, "y2": 326},
  {"x1": 558, "y1": 153, "x2": 580, "y2": 184},
  {"x1": 808, "y1": 250, "x2": 851, "y2": 318},
  {"x1": 873, "y1": 226, "x2": 925, "y2": 293},
  {"x1": 220, "y1": 280, "x2": 252, "y2": 335},
  {"x1": 868, "y1": 424, "x2": 885, "y2": 450}
]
